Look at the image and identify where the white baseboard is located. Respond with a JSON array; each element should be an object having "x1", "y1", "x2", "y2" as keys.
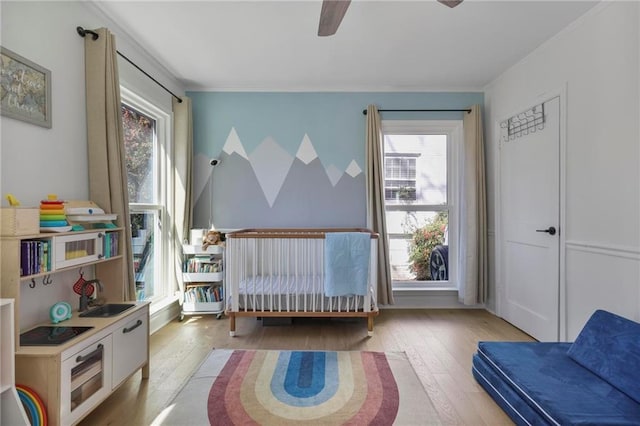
[
  {"x1": 385, "y1": 289, "x2": 483, "y2": 309},
  {"x1": 149, "y1": 300, "x2": 181, "y2": 334}
]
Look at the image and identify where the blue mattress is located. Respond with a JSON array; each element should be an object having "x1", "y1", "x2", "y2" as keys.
[{"x1": 472, "y1": 342, "x2": 640, "y2": 425}]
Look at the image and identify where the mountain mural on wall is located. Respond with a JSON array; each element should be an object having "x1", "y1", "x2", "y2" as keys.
[
  {"x1": 193, "y1": 127, "x2": 366, "y2": 229},
  {"x1": 248, "y1": 136, "x2": 294, "y2": 207}
]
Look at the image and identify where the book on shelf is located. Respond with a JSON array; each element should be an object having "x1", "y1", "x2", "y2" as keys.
[
  {"x1": 184, "y1": 284, "x2": 223, "y2": 303},
  {"x1": 102, "y1": 232, "x2": 119, "y2": 259},
  {"x1": 184, "y1": 256, "x2": 222, "y2": 273},
  {"x1": 20, "y1": 239, "x2": 51, "y2": 276}
]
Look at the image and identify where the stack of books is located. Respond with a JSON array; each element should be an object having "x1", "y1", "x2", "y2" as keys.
[
  {"x1": 184, "y1": 285, "x2": 223, "y2": 303},
  {"x1": 20, "y1": 239, "x2": 51, "y2": 276}
]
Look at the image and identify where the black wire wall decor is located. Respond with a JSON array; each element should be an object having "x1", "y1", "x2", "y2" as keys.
[{"x1": 500, "y1": 103, "x2": 545, "y2": 142}]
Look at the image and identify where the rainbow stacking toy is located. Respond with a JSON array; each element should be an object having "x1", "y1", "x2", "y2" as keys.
[
  {"x1": 16, "y1": 384, "x2": 48, "y2": 426},
  {"x1": 39, "y1": 194, "x2": 71, "y2": 232}
]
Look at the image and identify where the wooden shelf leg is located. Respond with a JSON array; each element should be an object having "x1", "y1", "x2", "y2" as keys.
[{"x1": 229, "y1": 313, "x2": 236, "y2": 337}]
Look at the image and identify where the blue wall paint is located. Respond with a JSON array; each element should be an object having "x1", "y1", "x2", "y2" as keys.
[{"x1": 188, "y1": 91, "x2": 483, "y2": 229}]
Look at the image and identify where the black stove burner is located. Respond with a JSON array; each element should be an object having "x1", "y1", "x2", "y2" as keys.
[{"x1": 20, "y1": 326, "x2": 94, "y2": 346}]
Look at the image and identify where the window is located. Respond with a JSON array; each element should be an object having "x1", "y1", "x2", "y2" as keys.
[
  {"x1": 385, "y1": 155, "x2": 418, "y2": 202},
  {"x1": 121, "y1": 87, "x2": 173, "y2": 304},
  {"x1": 382, "y1": 120, "x2": 462, "y2": 289}
]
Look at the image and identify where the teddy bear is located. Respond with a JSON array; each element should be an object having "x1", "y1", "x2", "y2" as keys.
[{"x1": 202, "y1": 229, "x2": 223, "y2": 250}]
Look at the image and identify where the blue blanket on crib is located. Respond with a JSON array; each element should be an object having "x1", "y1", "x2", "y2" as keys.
[{"x1": 324, "y1": 232, "x2": 371, "y2": 297}]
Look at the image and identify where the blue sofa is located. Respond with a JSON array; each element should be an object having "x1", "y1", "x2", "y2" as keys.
[{"x1": 472, "y1": 310, "x2": 640, "y2": 425}]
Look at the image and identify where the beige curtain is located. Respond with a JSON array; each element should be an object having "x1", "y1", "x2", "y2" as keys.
[
  {"x1": 365, "y1": 105, "x2": 394, "y2": 305},
  {"x1": 84, "y1": 28, "x2": 136, "y2": 301},
  {"x1": 459, "y1": 104, "x2": 488, "y2": 305},
  {"x1": 172, "y1": 96, "x2": 193, "y2": 296}
]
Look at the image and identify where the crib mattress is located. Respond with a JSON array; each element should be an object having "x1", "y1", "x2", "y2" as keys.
[
  {"x1": 230, "y1": 275, "x2": 374, "y2": 312},
  {"x1": 473, "y1": 342, "x2": 640, "y2": 425},
  {"x1": 238, "y1": 275, "x2": 326, "y2": 295}
]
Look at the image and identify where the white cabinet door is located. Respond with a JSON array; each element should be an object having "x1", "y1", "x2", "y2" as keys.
[
  {"x1": 112, "y1": 310, "x2": 149, "y2": 388},
  {"x1": 61, "y1": 335, "x2": 113, "y2": 426},
  {"x1": 54, "y1": 232, "x2": 105, "y2": 269}
]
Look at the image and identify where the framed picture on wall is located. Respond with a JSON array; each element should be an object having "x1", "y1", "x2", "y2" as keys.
[{"x1": 0, "y1": 46, "x2": 52, "y2": 128}]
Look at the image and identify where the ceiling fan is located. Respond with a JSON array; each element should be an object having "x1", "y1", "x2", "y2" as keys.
[{"x1": 318, "y1": 0, "x2": 464, "y2": 37}]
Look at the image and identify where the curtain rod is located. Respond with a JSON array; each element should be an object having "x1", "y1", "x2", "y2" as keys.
[
  {"x1": 362, "y1": 108, "x2": 471, "y2": 115},
  {"x1": 76, "y1": 26, "x2": 183, "y2": 103}
]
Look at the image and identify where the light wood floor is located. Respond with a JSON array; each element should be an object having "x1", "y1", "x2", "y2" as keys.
[{"x1": 79, "y1": 309, "x2": 533, "y2": 426}]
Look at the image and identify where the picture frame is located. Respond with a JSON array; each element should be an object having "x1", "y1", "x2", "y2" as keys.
[{"x1": 0, "y1": 46, "x2": 52, "y2": 128}]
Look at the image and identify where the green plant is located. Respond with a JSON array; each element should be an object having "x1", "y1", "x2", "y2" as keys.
[
  {"x1": 408, "y1": 212, "x2": 448, "y2": 280},
  {"x1": 397, "y1": 186, "x2": 415, "y2": 201}
]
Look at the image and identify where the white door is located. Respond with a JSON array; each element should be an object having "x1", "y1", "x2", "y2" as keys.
[{"x1": 500, "y1": 97, "x2": 560, "y2": 342}]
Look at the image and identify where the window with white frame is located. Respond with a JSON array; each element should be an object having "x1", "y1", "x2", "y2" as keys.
[
  {"x1": 121, "y1": 87, "x2": 173, "y2": 304},
  {"x1": 385, "y1": 155, "x2": 418, "y2": 202},
  {"x1": 383, "y1": 120, "x2": 461, "y2": 289}
]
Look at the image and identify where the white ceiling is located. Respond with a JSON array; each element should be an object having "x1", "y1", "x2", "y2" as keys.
[{"x1": 94, "y1": 0, "x2": 600, "y2": 92}]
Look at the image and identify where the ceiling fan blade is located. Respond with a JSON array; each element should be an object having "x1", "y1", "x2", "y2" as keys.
[
  {"x1": 437, "y1": 0, "x2": 463, "y2": 8},
  {"x1": 318, "y1": 0, "x2": 351, "y2": 37}
]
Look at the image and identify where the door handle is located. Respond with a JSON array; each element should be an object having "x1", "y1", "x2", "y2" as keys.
[{"x1": 536, "y1": 226, "x2": 557, "y2": 236}]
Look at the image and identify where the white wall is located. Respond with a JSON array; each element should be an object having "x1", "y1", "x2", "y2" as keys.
[
  {"x1": 0, "y1": 1, "x2": 184, "y2": 329},
  {"x1": 485, "y1": 2, "x2": 640, "y2": 339},
  {"x1": 1, "y1": 1, "x2": 182, "y2": 206}
]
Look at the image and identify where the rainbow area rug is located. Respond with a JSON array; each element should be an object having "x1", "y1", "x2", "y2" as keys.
[{"x1": 160, "y1": 349, "x2": 441, "y2": 425}]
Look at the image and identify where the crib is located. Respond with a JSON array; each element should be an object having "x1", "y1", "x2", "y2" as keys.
[{"x1": 225, "y1": 228, "x2": 379, "y2": 337}]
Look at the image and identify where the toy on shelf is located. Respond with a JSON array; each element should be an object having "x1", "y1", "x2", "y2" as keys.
[
  {"x1": 202, "y1": 229, "x2": 225, "y2": 250},
  {"x1": 49, "y1": 301, "x2": 72, "y2": 324},
  {"x1": 64, "y1": 200, "x2": 117, "y2": 231},
  {"x1": 39, "y1": 194, "x2": 71, "y2": 233},
  {"x1": 5, "y1": 193, "x2": 20, "y2": 206}
]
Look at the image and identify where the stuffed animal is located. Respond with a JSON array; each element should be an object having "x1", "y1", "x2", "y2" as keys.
[{"x1": 202, "y1": 230, "x2": 223, "y2": 250}]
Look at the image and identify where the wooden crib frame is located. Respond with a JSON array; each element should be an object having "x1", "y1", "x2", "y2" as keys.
[{"x1": 225, "y1": 228, "x2": 379, "y2": 336}]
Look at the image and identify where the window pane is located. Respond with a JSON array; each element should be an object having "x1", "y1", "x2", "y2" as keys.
[
  {"x1": 131, "y1": 211, "x2": 158, "y2": 300},
  {"x1": 384, "y1": 134, "x2": 447, "y2": 205},
  {"x1": 388, "y1": 211, "x2": 449, "y2": 282},
  {"x1": 122, "y1": 104, "x2": 156, "y2": 204},
  {"x1": 386, "y1": 210, "x2": 440, "y2": 234},
  {"x1": 406, "y1": 211, "x2": 448, "y2": 281}
]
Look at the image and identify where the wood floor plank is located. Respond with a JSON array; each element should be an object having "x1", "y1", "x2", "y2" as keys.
[
  {"x1": 467, "y1": 388, "x2": 515, "y2": 426},
  {"x1": 78, "y1": 309, "x2": 530, "y2": 426},
  {"x1": 404, "y1": 346, "x2": 465, "y2": 425}
]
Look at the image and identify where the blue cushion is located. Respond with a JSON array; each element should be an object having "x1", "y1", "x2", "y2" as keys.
[
  {"x1": 472, "y1": 353, "x2": 551, "y2": 426},
  {"x1": 477, "y1": 341, "x2": 640, "y2": 425},
  {"x1": 567, "y1": 310, "x2": 640, "y2": 404}
]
